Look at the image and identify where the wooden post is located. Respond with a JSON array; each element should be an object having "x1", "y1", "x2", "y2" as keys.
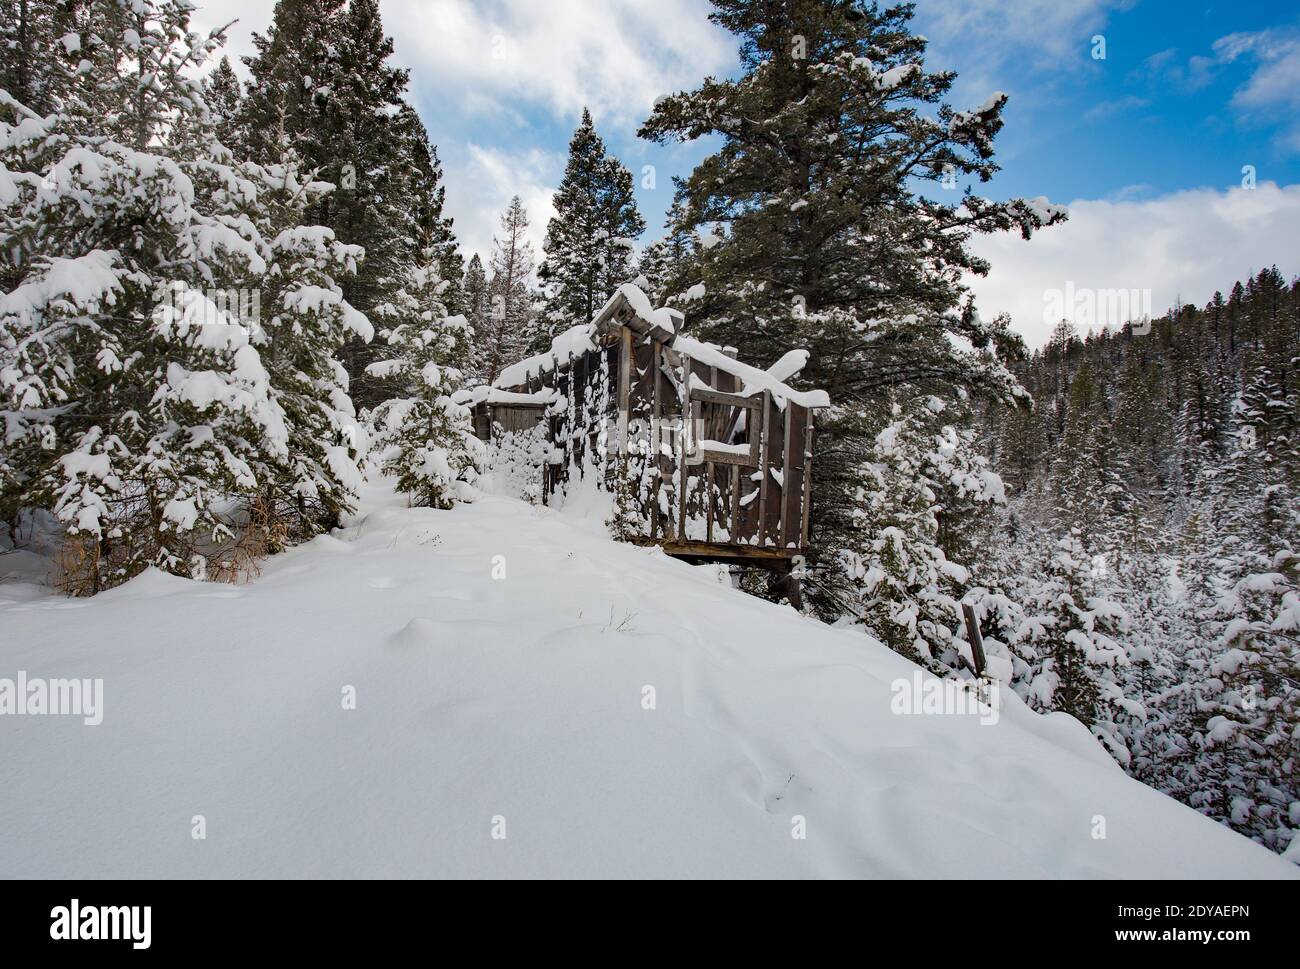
[
  {"x1": 778, "y1": 399, "x2": 792, "y2": 548},
  {"x1": 756, "y1": 392, "x2": 770, "y2": 547},
  {"x1": 618, "y1": 326, "x2": 632, "y2": 453},
  {"x1": 678, "y1": 355, "x2": 690, "y2": 540},
  {"x1": 801, "y1": 407, "x2": 814, "y2": 548},
  {"x1": 961, "y1": 603, "x2": 987, "y2": 677},
  {"x1": 730, "y1": 463, "x2": 740, "y2": 544},
  {"x1": 707, "y1": 364, "x2": 718, "y2": 543},
  {"x1": 705, "y1": 460, "x2": 715, "y2": 542},
  {"x1": 649, "y1": 342, "x2": 661, "y2": 541}
]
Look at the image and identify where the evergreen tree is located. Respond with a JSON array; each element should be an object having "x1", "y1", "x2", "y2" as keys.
[
  {"x1": 205, "y1": 55, "x2": 244, "y2": 156},
  {"x1": 637, "y1": 195, "x2": 702, "y2": 309},
  {"x1": 1020, "y1": 532, "x2": 1129, "y2": 757},
  {"x1": 848, "y1": 396, "x2": 1004, "y2": 673},
  {"x1": 480, "y1": 196, "x2": 535, "y2": 383},
  {"x1": 462, "y1": 252, "x2": 489, "y2": 367},
  {"x1": 0, "y1": 0, "x2": 370, "y2": 592},
  {"x1": 398, "y1": 104, "x2": 463, "y2": 312},
  {"x1": 538, "y1": 108, "x2": 645, "y2": 346},
  {"x1": 0, "y1": 0, "x2": 77, "y2": 114},
  {"x1": 238, "y1": 0, "x2": 463, "y2": 409},
  {"x1": 369, "y1": 252, "x2": 478, "y2": 508},
  {"x1": 639, "y1": 0, "x2": 1065, "y2": 613}
]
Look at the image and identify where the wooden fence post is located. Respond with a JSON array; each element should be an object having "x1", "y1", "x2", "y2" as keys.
[{"x1": 961, "y1": 602, "x2": 987, "y2": 677}]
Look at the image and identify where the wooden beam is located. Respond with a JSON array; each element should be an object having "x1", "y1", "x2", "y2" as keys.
[
  {"x1": 961, "y1": 603, "x2": 987, "y2": 677},
  {"x1": 627, "y1": 537, "x2": 799, "y2": 570},
  {"x1": 730, "y1": 463, "x2": 740, "y2": 545},
  {"x1": 649, "y1": 341, "x2": 661, "y2": 542},
  {"x1": 757, "y1": 392, "x2": 770, "y2": 547},
  {"x1": 618, "y1": 325, "x2": 631, "y2": 452},
  {"x1": 801, "y1": 406, "x2": 814, "y2": 548},
  {"x1": 678, "y1": 354, "x2": 690, "y2": 540},
  {"x1": 688, "y1": 386, "x2": 761, "y2": 409},
  {"x1": 705, "y1": 460, "x2": 715, "y2": 543},
  {"x1": 779, "y1": 398, "x2": 792, "y2": 548},
  {"x1": 696, "y1": 444, "x2": 759, "y2": 465}
]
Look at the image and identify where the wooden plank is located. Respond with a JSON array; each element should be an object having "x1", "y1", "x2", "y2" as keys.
[
  {"x1": 649, "y1": 341, "x2": 661, "y2": 542},
  {"x1": 678, "y1": 353, "x2": 690, "y2": 540},
  {"x1": 730, "y1": 463, "x2": 740, "y2": 545},
  {"x1": 618, "y1": 325, "x2": 631, "y2": 452},
  {"x1": 705, "y1": 460, "x2": 715, "y2": 543},
  {"x1": 801, "y1": 406, "x2": 814, "y2": 548},
  {"x1": 781, "y1": 404, "x2": 806, "y2": 551},
  {"x1": 757, "y1": 391, "x2": 770, "y2": 547},
  {"x1": 696, "y1": 446, "x2": 759, "y2": 467},
  {"x1": 779, "y1": 399, "x2": 792, "y2": 547},
  {"x1": 627, "y1": 537, "x2": 799, "y2": 567},
  {"x1": 961, "y1": 603, "x2": 987, "y2": 677},
  {"x1": 688, "y1": 386, "x2": 761, "y2": 409}
]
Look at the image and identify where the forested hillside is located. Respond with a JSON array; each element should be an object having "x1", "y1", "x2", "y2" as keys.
[{"x1": 970, "y1": 271, "x2": 1299, "y2": 853}]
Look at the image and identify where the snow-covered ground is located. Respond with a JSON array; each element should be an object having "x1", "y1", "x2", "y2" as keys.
[{"x1": 1, "y1": 483, "x2": 1294, "y2": 878}]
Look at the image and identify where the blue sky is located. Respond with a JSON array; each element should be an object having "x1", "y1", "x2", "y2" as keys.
[{"x1": 204, "y1": 0, "x2": 1300, "y2": 346}]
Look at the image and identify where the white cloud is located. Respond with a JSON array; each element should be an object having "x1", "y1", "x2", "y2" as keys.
[
  {"x1": 968, "y1": 182, "x2": 1300, "y2": 348},
  {"x1": 383, "y1": 0, "x2": 733, "y2": 126},
  {"x1": 192, "y1": 0, "x2": 732, "y2": 279},
  {"x1": 1214, "y1": 29, "x2": 1300, "y2": 151},
  {"x1": 455, "y1": 144, "x2": 563, "y2": 269},
  {"x1": 916, "y1": 0, "x2": 1132, "y2": 103}
]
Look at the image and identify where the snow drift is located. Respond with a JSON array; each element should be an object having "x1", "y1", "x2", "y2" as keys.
[{"x1": 0, "y1": 484, "x2": 1293, "y2": 878}]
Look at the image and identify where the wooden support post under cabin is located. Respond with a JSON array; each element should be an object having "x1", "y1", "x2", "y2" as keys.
[
  {"x1": 649, "y1": 341, "x2": 660, "y2": 541},
  {"x1": 678, "y1": 354, "x2": 690, "y2": 540},
  {"x1": 801, "y1": 406, "x2": 814, "y2": 547},
  {"x1": 757, "y1": 392, "x2": 771, "y2": 547},
  {"x1": 706, "y1": 364, "x2": 717, "y2": 544},
  {"x1": 779, "y1": 398, "x2": 792, "y2": 547},
  {"x1": 961, "y1": 603, "x2": 987, "y2": 677}
]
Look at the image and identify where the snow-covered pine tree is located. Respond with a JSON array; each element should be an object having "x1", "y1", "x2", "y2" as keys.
[
  {"x1": 0, "y1": 0, "x2": 77, "y2": 114},
  {"x1": 205, "y1": 56, "x2": 244, "y2": 158},
  {"x1": 397, "y1": 104, "x2": 464, "y2": 313},
  {"x1": 239, "y1": 0, "x2": 461, "y2": 411},
  {"x1": 239, "y1": 0, "x2": 344, "y2": 227},
  {"x1": 1018, "y1": 532, "x2": 1131, "y2": 760},
  {"x1": 636, "y1": 196, "x2": 701, "y2": 310},
  {"x1": 847, "y1": 396, "x2": 1004, "y2": 672},
  {"x1": 538, "y1": 108, "x2": 645, "y2": 348},
  {"x1": 245, "y1": 168, "x2": 374, "y2": 543},
  {"x1": 639, "y1": 0, "x2": 1065, "y2": 614},
  {"x1": 369, "y1": 251, "x2": 478, "y2": 508},
  {"x1": 479, "y1": 196, "x2": 535, "y2": 383},
  {"x1": 462, "y1": 252, "x2": 489, "y2": 366},
  {"x1": 0, "y1": 0, "x2": 371, "y2": 592}
]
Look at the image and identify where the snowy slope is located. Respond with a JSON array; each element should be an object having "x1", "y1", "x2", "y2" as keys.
[{"x1": 1, "y1": 484, "x2": 1294, "y2": 879}]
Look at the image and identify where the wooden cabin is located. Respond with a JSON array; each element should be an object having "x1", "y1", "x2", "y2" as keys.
[{"x1": 461, "y1": 285, "x2": 829, "y2": 584}]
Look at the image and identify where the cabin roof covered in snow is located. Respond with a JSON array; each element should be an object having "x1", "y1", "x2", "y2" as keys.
[{"x1": 492, "y1": 284, "x2": 829, "y2": 408}]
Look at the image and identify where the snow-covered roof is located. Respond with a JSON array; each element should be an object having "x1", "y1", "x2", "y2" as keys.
[
  {"x1": 492, "y1": 284, "x2": 829, "y2": 409},
  {"x1": 492, "y1": 323, "x2": 599, "y2": 391},
  {"x1": 453, "y1": 385, "x2": 556, "y2": 407}
]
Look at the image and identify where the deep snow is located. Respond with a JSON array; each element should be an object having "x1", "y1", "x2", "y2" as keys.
[{"x1": 0, "y1": 483, "x2": 1294, "y2": 878}]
